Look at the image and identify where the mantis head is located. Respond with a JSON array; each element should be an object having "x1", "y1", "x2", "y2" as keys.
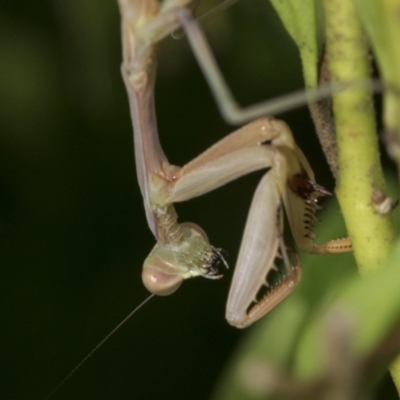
[{"x1": 142, "y1": 222, "x2": 226, "y2": 296}]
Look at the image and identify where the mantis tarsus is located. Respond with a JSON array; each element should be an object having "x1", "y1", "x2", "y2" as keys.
[{"x1": 118, "y1": 0, "x2": 352, "y2": 328}]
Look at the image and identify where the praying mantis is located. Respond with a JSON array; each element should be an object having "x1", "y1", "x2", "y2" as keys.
[
  {"x1": 118, "y1": 0, "x2": 352, "y2": 328},
  {"x1": 3, "y1": 0, "x2": 397, "y2": 398}
]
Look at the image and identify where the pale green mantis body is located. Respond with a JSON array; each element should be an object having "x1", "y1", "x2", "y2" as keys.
[{"x1": 118, "y1": 0, "x2": 352, "y2": 328}]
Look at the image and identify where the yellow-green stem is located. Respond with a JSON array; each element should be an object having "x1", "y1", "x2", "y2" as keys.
[
  {"x1": 323, "y1": 0, "x2": 398, "y2": 391},
  {"x1": 323, "y1": 0, "x2": 394, "y2": 273}
]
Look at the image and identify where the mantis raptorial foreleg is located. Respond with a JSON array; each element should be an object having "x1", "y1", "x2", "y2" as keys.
[
  {"x1": 145, "y1": 117, "x2": 351, "y2": 327},
  {"x1": 118, "y1": 0, "x2": 352, "y2": 328}
]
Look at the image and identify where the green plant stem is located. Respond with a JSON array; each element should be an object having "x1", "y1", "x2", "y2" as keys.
[
  {"x1": 323, "y1": 0, "x2": 398, "y2": 392},
  {"x1": 323, "y1": 0, "x2": 395, "y2": 273}
]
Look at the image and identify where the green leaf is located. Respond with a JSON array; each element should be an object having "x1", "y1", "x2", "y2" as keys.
[
  {"x1": 352, "y1": 0, "x2": 400, "y2": 86},
  {"x1": 352, "y1": 0, "x2": 400, "y2": 135},
  {"x1": 270, "y1": 0, "x2": 322, "y2": 88}
]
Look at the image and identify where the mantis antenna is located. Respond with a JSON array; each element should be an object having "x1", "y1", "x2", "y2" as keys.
[
  {"x1": 43, "y1": 294, "x2": 155, "y2": 400},
  {"x1": 195, "y1": 0, "x2": 239, "y2": 24},
  {"x1": 171, "y1": 0, "x2": 238, "y2": 40}
]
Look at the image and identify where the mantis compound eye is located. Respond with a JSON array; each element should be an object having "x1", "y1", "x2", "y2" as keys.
[
  {"x1": 142, "y1": 241, "x2": 188, "y2": 296},
  {"x1": 142, "y1": 267, "x2": 183, "y2": 296}
]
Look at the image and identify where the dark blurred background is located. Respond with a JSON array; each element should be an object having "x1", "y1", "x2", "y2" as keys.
[{"x1": 0, "y1": 1, "x2": 334, "y2": 399}]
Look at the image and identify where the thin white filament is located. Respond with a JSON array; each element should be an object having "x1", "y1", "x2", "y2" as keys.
[
  {"x1": 171, "y1": 0, "x2": 239, "y2": 40},
  {"x1": 43, "y1": 293, "x2": 155, "y2": 400}
]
